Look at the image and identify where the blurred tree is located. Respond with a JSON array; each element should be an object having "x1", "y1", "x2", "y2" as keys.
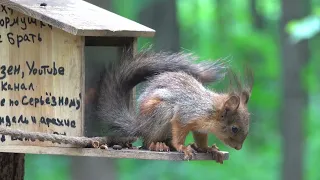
[
  {"x1": 280, "y1": 0, "x2": 310, "y2": 180},
  {"x1": 216, "y1": 0, "x2": 227, "y2": 41},
  {"x1": 139, "y1": 0, "x2": 180, "y2": 51},
  {"x1": 250, "y1": 0, "x2": 265, "y2": 29}
]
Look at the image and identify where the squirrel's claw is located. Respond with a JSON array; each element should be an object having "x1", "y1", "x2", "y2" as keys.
[
  {"x1": 182, "y1": 149, "x2": 194, "y2": 161},
  {"x1": 186, "y1": 144, "x2": 197, "y2": 154},
  {"x1": 206, "y1": 144, "x2": 224, "y2": 164},
  {"x1": 148, "y1": 142, "x2": 170, "y2": 152},
  {"x1": 189, "y1": 143, "x2": 224, "y2": 164},
  {"x1": 177, "y1": 144, "x2": 195, "y2": 161},
  {"x1": 148, "y1": 142, "x2": 155, "y2": 150},
  {"x1": 210, "y1": 144, "x2": 220, "y2": 151},
  {"x1": 212, "y1": 150, "x2": 224, "y2": 164},
  {"x1": 209, "y1": 144, "x2": 224, "y2": 164},
  {"x1": 183, "y1": 152, "x2": 193, "y2": 161}
]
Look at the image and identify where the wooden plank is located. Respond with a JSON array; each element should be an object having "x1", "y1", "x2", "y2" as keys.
[
  {"x1": 0, "y1": 0, "x2": 156, "y2": 37},
  {"x1": 85, "y1": 37, "x2": 134, "y2": 47},
  {"x1": 0, "y1": 7, "x2": 84, "y2": 147},
  {"x1": 0, "y1": 145, "x2": 229, "y2": 161}
]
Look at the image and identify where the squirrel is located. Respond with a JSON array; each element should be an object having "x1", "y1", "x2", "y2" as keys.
[
  {"x1": 135, "y1": 69, "x2": 253, "y2": 163},
  {"x1": 95, "y1": 48, "x2": 254, "y2": 164},
  {"x1": 92, "y1": 48, "x2": 228, "y2": 146}
]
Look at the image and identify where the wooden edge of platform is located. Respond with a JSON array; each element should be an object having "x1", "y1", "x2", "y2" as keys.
[{"x1": 0, "y1": 145, "x2": 229, "y2": 161}]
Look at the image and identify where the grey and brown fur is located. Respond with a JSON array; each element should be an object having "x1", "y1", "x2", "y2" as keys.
[{"x1": 136, "y1": 68, "x2": 253, "y2": 149}]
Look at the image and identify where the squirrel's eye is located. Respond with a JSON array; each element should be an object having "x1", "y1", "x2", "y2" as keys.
[{"x1": 231, "y1": 126, "x2": 238, "y2": 133}]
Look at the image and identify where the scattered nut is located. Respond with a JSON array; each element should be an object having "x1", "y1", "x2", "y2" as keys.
[
  {"x1": 100, "y1": 145, "x2": 108, "y2": 149},
  {"x1": 112, "y1": 145, "x2": 122, "y2": 150},
  {"x1": 40, "y1": 3, "x2": 47, "y2": 7},
  {"x1": 92, "y1": 141, "x2": 100, "y2": 148}
]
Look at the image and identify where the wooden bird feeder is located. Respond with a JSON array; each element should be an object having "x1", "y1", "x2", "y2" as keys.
[{"x1": 0, "y1": 0, "x2": 229, "y2": 162}]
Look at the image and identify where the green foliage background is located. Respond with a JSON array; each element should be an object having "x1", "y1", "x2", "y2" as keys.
[{"x1": 24, "y1": 0, "x2": 320, "y2": 180}]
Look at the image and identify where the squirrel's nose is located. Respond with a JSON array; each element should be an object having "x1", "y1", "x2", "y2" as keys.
[{"x1": 235, "y1": 144, "x2": 242, "y2": 150}]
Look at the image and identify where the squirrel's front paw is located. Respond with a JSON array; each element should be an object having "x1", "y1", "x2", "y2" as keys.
[
  {"x1": 213, "y1": 150, "x2": 224, "y2": 164},
  {"x1": 207, "y1": 144, "x2": 224, "y2": 164},
  {"x1": 190, "y1": 143, "x2": 220, "y2": 153},
  {"x1": 189, "y1": 143, "x2": 224, "y2": 164},
  {"x1": 178, "y1": 145, "x2": 195, "y2": 160}
]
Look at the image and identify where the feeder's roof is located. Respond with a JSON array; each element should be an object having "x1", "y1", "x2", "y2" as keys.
[{"x1": 1, "y1": 0, "x2": 155, "y2": 37}]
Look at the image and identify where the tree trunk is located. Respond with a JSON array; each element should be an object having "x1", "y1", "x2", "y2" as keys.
[
  {"x1": 250, "y1": 0, "x2": 264, "y2": 29},
  {"x1": 139, "y1": 0, "x2": 180, "y2": 52},
  {"x1": 0, "y1": 153, "x2": 25, "y2": 180},
  {"x1": 280, "y1": 0, "x2": 310, "y2": 179}
]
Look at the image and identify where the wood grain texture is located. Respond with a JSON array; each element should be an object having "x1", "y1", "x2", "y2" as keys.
[
  {"x1": 0, "y1": 153, "x2": 24, "y2": 180},
  {"x1": 0, "y1": 0, "x2": 155, "y2": 37},
  {"x1": 0, "y1": 7, "x2": 84, "y2": 147},
  {"x1": 0, "y1": 145, "x2": 229, "y2": 161},
  {"x1": 85, "y1": 37, "x2": 134, "y2": 47}
]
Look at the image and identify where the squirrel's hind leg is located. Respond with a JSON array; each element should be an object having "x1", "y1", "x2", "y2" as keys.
[
  {"x1": 148, "y1": 142, "x2": 170, "y2": 152},
  {"x1": 138, "y1": 95, "x2": 175, "y2": 152},
  {"x1": 140, "y1": 137, "x2": 175, "y2": 152}
]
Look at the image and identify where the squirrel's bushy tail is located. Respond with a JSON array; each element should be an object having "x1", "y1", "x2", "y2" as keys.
[{"x1": 94, "y1": 47, "x2": 228, "y2": 137}]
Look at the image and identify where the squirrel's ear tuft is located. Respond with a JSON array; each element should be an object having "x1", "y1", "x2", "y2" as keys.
[
  {"x1": 223, "y1": 95, "x2": 240, "y2": 113},
  {"x1": 242, "y1": 65, "x2": 254, "y2": 104},
  {"x1": 241, "y1": 91, "x2": 250, "y2": 104}
]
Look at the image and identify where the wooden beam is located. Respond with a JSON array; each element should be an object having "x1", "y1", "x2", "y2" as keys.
[
  {"x1": 0, "y1": 0, "x2": 155, "y2": 37},
  {"x1": 85, "y1": 37, "x2": 134, "y2": 47},
  {"x1": 0, "y1": 146, "x2": 229, "y2": 161}
]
